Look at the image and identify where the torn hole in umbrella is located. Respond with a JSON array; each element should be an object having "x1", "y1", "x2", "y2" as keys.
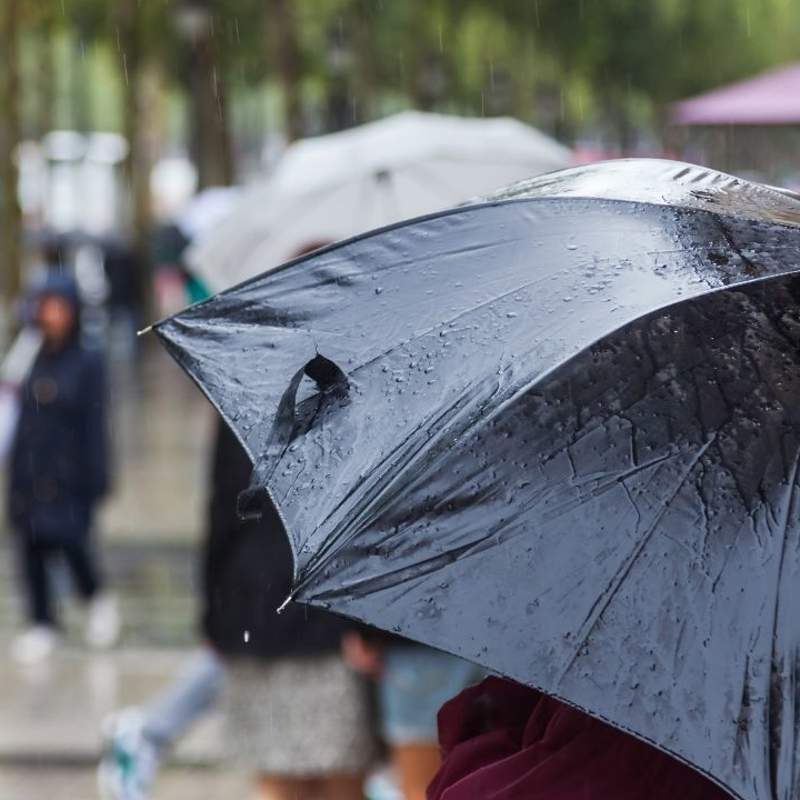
[{"x1": 238, "y1": 353, "x2": 349, "y2": 521}]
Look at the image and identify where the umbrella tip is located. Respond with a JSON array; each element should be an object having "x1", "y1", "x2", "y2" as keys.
[
  {"x1": 276, "y1": 594, "x2": 294, "y2": 614},
  {"x1": 137, "y1": 325, "x2": 153, "y2": 337}
]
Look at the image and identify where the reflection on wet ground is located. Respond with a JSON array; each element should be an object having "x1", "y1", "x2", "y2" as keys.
[
  {"x1": 0, "y1": 645, "x2": 238, "y2": 799},
  {"x1": 0, "y1": 765, "x2": 248, "y2": 800},
  {"x1": 0, "y1": 646, "x2": 222, "y2": 763}
]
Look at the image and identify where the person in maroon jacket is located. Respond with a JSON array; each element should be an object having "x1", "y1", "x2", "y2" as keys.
[{"x1": 427, "y1": 676, "x2": 731, "y2": 800}]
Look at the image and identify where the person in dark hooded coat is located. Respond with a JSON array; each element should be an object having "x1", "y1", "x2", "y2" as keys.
[{"x1": 8, "y1": 271, "x2": 119, "y2": 663}]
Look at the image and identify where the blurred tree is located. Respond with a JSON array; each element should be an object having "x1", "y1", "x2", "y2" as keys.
[
  {"x1": 55, "y1": 0, "x2": 115, "y2": 130},
  {"x1": 0, "y1": 0, "x2": 23, "y2": 310},
  {"x1": 27, "y1": 4, "x2": 56, "y2": 137},
  {"x1": 174, "y1": 0, "x2": 235, "y2": 186},
  {"x1": 323, "y1": 12, "x2": 358, "y2": 130},
  {"x1": 269, "y1": 0, "x2": 304, "y2": 139},
  {"x1": 6, "y1": 0, "x2": 800, "y2": 228},
  {"x1": 370, "y1": 0, "x2": 450, "y2": 111},
  {"x1": 290, "y1": 0, "x2": 380, "y2": 131},
  {"x1": 349, "y1": 0, "x2": 379, "y2": 122},
  {"x1": 114, "y1": 0, "x2": 161, "y2": 316},
  {"x1": 491, "y1": 0, "x2": 790, "y2": 147}
]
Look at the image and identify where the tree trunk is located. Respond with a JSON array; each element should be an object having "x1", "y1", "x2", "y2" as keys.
[
  {"x1": 607, "y1": 91, "x2": 635, "y2": 153},
  {"x1": 269, "y1": 0, "x2": 303, "y2": 141},
  {"x1": 351, "y1": 0, "x2": 377, "y2": 123},
  {"x1": 35, "y1": 14, "x2": 55, "y2": 138},
  {"x1": 116, "y1": 0, "x2": 154, "y2": 321},
  {"x1": 185, "y1": 18, "x2": 235, "y2": 188},
  {"x1": 0, "y1": 0, "x2": 23, "y2": 323},
  {"x1": 72, "y1": 23, "x2": 92, "y2": 132},
  {"x1": 403, "y1": 8, "x2": 444, "y2": 112}
]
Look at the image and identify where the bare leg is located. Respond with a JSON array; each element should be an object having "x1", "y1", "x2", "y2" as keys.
[
  {"x1": 317, "y1": 773, "x2": 364, "y2": 800},
  {"x1": 257, "y1": 774, "x2": 319, "y2": 800},
  {"x1": 257, "y1": 773, "x2": 364, "y2": 800},
  {"x1": 393, "y1": 743, "x2": 441, "y2": 800}
]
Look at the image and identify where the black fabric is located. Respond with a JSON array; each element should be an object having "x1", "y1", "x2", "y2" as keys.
[
  {"x1": 19, "y1": 536, "x2": 102, "y2": 625},
  {"x1": 200, "y1": 420, "x2": 349, "y2": 658},
  {"x1": 103, "y1": 243, "x2": 143, "y2": 311},
  {"x1": 9, "y1": 339, "x2": 109, "y2": 543}
]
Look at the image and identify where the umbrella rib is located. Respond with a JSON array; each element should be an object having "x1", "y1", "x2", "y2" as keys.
[
  {"x1": 764, "y1": 445, "x2": 800, "y2": 795},
  {"x1": 297, "y1": 417, "x2": 675, "y2": 604},
  {"x1": 301, "y1": 531, "x2": 504, "y2": 605},
  {"x1": 293, "y1": 286, "x2": 774, "y2": 590},
  {"x1": 292, "y1": 370, "x2": 508, "y2": 584},
  {"x1": 714, "y1": 217, "x2": 762, "y2": 278},
  {"x1": 303, "y1": 454, "x2": 674, "y2": 603},
  {"x1": 316, "y1": 267, "x2": 613, "y2": 385},
  {"x1": 556, "y1": 432, "x2": 718, "y2": 686},
  {"x1": 323, "y1": 258, "x2": 787, "y2": 440}
]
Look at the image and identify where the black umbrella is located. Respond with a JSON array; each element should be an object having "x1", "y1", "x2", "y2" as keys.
[{"x1": 155, "y1": 160, "x2": 800, "y2": 800}]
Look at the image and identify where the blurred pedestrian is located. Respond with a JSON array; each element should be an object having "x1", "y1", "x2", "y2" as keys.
[
  {"x1": 343, "y1": 635, "x2": 482, "y2": 800},
  {"x1": 99, "y1": 417, "x2": 378, "y2": 800},
  {"x1": 378, "y1": 645, "x2": 482, "y2": 800},
  {"x1": 202, "y1": 241, "x2": 378, "y2": 799},
  {"x1": 208, "y1": 419, "x2": 378, "y2": 800},
  {"x1": 103, "y1": 239, "x2": 144, "y2": 361},
  {"x1": 8, "y1": 271, "x2": 119, "y2": 664},
  {"x1": 101, "y1": 238, "x2": 376, "y2": 799},
  {"x1": 97, "y1": 236, "x2": 219, "y2": 800},
  {"x1": 98, "y1": 647, "x2": 223, "y2": 800}
]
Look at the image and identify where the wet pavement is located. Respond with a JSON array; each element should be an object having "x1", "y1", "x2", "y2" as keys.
[
  {"x1": 0, "y1": 645, "x2": 222, "y2": 763},
  {"x1": 0, "y1": 765, "x2": 249, "y2": 800},
  {"x1": 0, "y1": 644, "x2": 244, "y2": 799}
]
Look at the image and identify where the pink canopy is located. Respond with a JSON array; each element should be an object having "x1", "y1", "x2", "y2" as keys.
[{"x1": 671, "y1": 63, "x2": 800, "y2": 125}]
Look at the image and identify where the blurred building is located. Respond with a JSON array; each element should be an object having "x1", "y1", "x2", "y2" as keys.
[{"x1": 670, "y1": 63, "x2": 800, "y2": 185}]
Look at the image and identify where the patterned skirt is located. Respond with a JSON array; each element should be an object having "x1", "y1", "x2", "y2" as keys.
[{"x1": 223, "y1": 653, "x2": 378, "y2": 775}]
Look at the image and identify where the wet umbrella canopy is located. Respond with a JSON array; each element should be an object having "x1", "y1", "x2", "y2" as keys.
[{"x1": 155, "y1": 159, "x2": 800, "y2": 800}]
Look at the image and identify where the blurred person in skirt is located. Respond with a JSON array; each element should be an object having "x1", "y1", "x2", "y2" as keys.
[
  {"x1": 204, "y1": 419, "x2": 378, "y2": 800},
  {"x1": 97, "y1": 420, "x2": 380, "y2": 800}
]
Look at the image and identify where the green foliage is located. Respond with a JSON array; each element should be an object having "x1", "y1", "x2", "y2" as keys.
[{"x1": 12, "y1": 0, "x2": 800, "y2": 146}]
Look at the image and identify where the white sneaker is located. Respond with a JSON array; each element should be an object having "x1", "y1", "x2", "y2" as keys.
[
  {"x1": 98, "y1": 708, "x2": 159, "y2": 800},
  {"x1": 10, "y1": 625, "x2": 58, "y2": 664},
  {"x1": 86, "y1": 593, "x2": 121, "y2": 649}
]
